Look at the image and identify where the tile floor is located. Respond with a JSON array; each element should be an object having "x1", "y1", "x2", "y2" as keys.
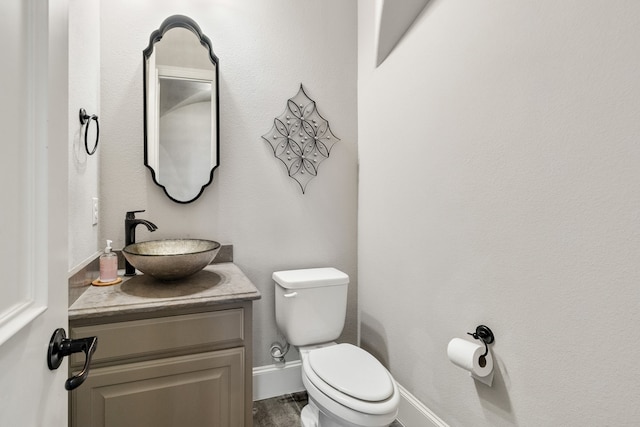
[{"x1": 253, "y1": 392, "x2": 404, "y2": 427}]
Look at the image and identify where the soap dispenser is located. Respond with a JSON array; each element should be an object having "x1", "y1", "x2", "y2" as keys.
[{"x1": 99, "y1": 240, "x2": 118, "y2": 282}]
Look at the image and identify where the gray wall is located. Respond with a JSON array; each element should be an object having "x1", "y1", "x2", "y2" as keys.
[
  {"x1": 68, "y1": 0, "x2": 100, "y2": 271},
  {"x1": 99, "y1": 0, "x2": 358, "y2": 367},
  {"x1": 358, "y1": 1, "x2": 640, "y2": 426}
]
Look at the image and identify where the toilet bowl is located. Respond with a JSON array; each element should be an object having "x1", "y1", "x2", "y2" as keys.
[
  {"x1": 299, "y1": 344, "x2": 399, "y2": 427},
  {"x1": 273, "y1": 268, "x2": 400, "y2": 427}
]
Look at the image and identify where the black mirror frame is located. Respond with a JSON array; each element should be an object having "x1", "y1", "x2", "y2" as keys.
[{"x1": 143, "y1": 15, "x2": 220, "y2": 204}]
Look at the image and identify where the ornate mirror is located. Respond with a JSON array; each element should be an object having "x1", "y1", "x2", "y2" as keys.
[{"x1": 143, "y1": 15, "x2": 219, "y2": 203}]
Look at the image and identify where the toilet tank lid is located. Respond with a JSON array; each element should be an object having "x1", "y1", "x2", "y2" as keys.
[{"x1": 273, "y1": 268, "x2": 349, "y2": 289}]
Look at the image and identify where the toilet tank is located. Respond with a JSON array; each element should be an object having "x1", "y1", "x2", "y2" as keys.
[{"x1": 274, "y1": 268, "x2": 349, "y2": 346}]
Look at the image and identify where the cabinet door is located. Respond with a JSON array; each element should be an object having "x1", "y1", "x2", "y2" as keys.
[{"x1": 72, "y1": 348, "x2": 244, "y2": 427}]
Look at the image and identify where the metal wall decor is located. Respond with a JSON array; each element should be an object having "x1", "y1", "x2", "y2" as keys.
[{"x1": 262, "y1": 84, "x2": 340, "y2": 193}]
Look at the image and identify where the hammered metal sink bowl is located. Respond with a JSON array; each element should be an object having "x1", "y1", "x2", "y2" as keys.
[{"x1": 122, "y1": 239, "x2": 221, "y2": 281}]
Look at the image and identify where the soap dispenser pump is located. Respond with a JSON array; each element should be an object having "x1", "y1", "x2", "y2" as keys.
[{"x1": 99, "y1": 239, "x2": 118, "y2": 282}]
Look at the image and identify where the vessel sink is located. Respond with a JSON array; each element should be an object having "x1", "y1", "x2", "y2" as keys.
[{"x1": 122, "y1": 239, "x2": 221, "y2": 281}]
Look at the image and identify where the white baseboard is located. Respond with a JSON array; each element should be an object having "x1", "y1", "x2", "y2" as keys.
[
  {"x1": 397, "y1": 383, "x2": 449, "y2": 427},
  {"x1": 252, "y1": 360, "x2": 305, "y2": 401},
  {"x1": 252, "y1": 362, "x2": 448, "y2": 427}
]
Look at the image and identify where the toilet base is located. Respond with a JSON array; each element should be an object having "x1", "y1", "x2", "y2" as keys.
[
  {"x1": 302, "y1": 397, "x2": 395, "y2": 427},
  {"x1": 302, "y1": 401, "x2": 354, "y2": 427},
  {"x1": 301, "y1": 403, "x2": 319, "y2": 427}
]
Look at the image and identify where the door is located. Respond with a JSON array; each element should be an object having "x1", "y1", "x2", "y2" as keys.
[{"x1": 0, "y1": 0, "x2": 70, "y2": 425}]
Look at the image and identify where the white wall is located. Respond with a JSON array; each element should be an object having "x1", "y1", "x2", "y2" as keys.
[
  {"x1": 68, "y1": 0, "x2": 100, "y2": 271},
  {"x1": 99, "y1": 0, "x2": 358, "y2": 366},
  {"x1": 358, "y1": 1, "x2": 640, "y2": 426}
]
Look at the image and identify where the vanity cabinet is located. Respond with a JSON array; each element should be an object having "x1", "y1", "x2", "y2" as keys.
[{"x1": 69, "y1": 302, "x2": 254, "y2": 427}]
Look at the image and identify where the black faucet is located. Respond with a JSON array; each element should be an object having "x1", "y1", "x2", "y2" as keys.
[{"x1": 124, "y1": 210, "x2": 158, "y2": 276}]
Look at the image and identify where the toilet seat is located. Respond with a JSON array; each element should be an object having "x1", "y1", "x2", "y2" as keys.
[
  {"x1": 309, "y1": 344, "x2": 394, "y2": 402},
  {"x1": 302, "y1": 344, "x2": 399, "y2": 416}
]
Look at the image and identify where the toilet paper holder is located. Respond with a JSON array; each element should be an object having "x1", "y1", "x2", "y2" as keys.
[{"x1": 466, "y1": 325, "x2": 494, "y2": 357}]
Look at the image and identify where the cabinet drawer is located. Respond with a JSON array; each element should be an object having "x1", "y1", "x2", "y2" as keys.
[{"x1": 70, "y1": 309, "x2": 244, "y2": 366}]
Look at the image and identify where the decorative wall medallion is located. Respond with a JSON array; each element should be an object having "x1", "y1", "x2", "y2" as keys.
[{"x1": 262, "y1": 84, "x2": 340, "y2": 193}]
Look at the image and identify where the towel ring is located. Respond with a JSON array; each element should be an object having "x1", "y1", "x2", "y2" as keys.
[{"x1": 79, "y1": 108, "x2": 100, "y2": 155}]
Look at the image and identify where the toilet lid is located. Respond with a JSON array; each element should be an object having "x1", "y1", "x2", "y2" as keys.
[{"x1": 308, "y1": 344, "x2": 394, "y2": 402}]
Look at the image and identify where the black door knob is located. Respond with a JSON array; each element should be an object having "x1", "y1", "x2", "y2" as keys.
[{"x1": 47, "y1": 328, "x2": 98, "y2": 391}]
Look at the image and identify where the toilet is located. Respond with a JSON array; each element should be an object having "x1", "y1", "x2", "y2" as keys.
[{"x1": 274, "y1": 268, "x2": 400, "y2": 427}]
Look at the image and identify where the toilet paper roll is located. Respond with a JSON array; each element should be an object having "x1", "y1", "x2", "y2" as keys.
[{"x1": 447, "y1": 338, "x2": 493, "y2": 379}]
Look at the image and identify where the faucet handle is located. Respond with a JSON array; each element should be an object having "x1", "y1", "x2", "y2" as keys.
[{"x1": 126, "y1": 210, "x2": 145, "y2": 219}]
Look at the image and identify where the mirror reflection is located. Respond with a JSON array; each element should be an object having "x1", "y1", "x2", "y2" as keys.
[{"x1": 143, "y1": 16, "x2": 219, "y2": 203}]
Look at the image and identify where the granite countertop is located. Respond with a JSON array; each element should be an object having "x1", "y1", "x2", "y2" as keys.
[{"x1": 69, "y1": 262, "x2": 261, "y2": 321}]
